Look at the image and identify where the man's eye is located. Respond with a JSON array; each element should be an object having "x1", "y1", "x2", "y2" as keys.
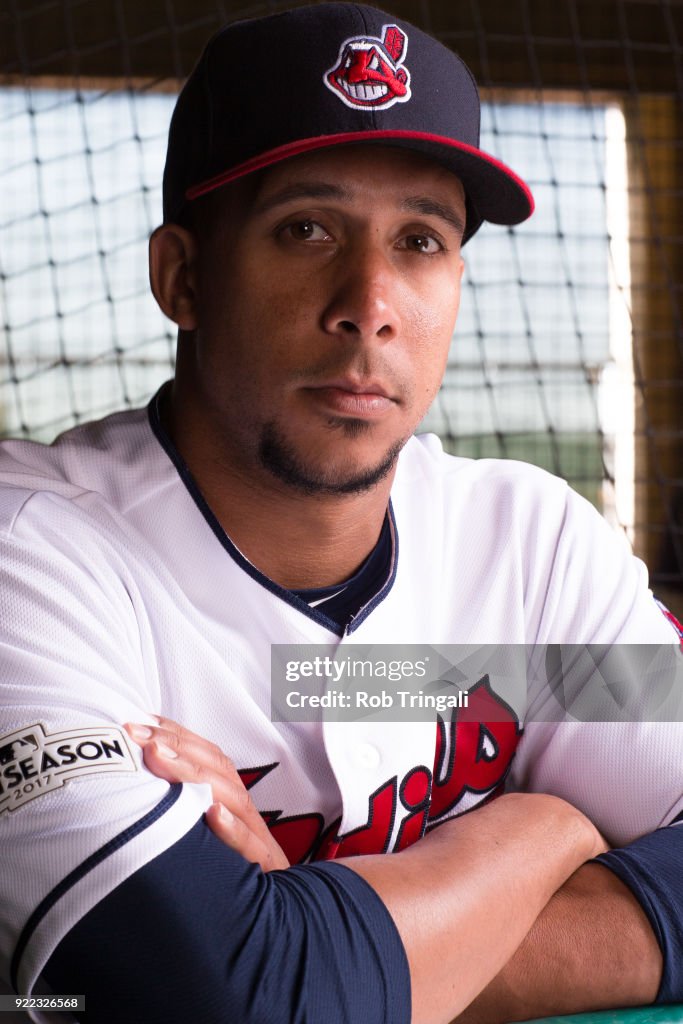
[
  {"x1": 286, "y1": 220, "x2": 331, "y2": 242},
  {"x1": 402, "y1": 234, "x2": 443, "y2": 254}
]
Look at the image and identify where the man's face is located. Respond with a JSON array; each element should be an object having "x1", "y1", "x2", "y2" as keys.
[{"x1": 183, "y1": 145, "x2": 466, "y2": 495}]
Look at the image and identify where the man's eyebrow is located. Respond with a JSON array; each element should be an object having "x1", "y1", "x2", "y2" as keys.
[
  {"x1": 401, "y1": 197, "x2": 466, "y2": 237},
  {"x1": 252, "y1": 182, "x2": 466, "y2": 237},
  {"x1": 253, "y1": 182, "x2": 352, "y2": 215}
]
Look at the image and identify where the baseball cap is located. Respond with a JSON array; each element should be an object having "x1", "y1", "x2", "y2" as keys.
[{"x1": 162, "y1": 2, "x2": 534, "y2": 243}]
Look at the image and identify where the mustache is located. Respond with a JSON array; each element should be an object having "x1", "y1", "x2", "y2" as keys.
[{"x1": 291, "y1": 356, "x2": 403, "y2": 391}]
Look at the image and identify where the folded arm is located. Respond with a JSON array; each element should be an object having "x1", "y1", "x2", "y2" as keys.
[
  {"x1": 453, "y1": 858, "x2": 664, "y2": 1024},
  {"x1": 77, "y1": 717, "x2": 602, "y2": 1024},
  {"x1": 42, "y1": 786, "x2": 601, "y2": 1024}
]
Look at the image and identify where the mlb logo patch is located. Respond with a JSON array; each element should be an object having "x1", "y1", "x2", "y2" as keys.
[{"x1": 324, "y1": 24, "x2": 411, "y2": 110}]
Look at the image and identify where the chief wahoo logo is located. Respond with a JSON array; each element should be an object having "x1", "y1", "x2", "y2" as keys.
[{"x1": 324, "y1": 24, "x2": 411, "y2": 110}]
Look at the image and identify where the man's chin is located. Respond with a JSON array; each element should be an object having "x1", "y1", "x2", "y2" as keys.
[{"x1": 258, "y1": 423, "x2": 407, "y2": 496}]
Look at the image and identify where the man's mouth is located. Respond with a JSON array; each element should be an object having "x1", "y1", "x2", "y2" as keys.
[
  {"x1": 306, "y1": 379, "x2": 396, "y2": 417},
  {"x1": 314, "y1": 378, "x2": 393, "y2": 398}
]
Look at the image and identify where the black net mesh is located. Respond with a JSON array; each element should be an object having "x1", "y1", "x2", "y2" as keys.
[{"x1": 1, "y1": 0, "x2": 682, "y2": 605}]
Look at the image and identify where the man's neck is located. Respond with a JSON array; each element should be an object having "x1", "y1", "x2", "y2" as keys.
[
  {"x1": 162, "y1": 393, "x2": 394, "y2": 591},
  {"x1": 211, "y1": 484, "x2": 390, "y2": 590}
]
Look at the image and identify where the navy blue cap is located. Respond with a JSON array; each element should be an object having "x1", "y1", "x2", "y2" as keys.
[{"x1": 163, "y1": 3, "x2": 534, "y2": 242}]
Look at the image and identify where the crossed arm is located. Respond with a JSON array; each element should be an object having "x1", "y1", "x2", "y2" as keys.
[{"x1": 126, "y1": 718, "x2": 663, "y2": 1024}]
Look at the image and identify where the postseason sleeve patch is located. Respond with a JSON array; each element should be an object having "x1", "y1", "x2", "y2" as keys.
[{"x1": 0, "y1": 724, "x2": 138, "y2": 814}]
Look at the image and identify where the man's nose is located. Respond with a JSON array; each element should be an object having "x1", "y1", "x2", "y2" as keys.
[{"x1": 320, "y1": 242, "x2": 401, "y2": 342}]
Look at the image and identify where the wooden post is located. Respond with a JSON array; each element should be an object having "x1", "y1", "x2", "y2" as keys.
[{"x1": 625, "y1": 95, "x2": 683, "y2": 603}]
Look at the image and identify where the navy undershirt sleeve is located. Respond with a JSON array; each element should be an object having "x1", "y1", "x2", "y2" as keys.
[
  {"x1": 596, "y1": 825, "x2": 683, "y2": 1003},
  {"x1": 42, "y1": 817, "x2": 410, "y2": 1024}
]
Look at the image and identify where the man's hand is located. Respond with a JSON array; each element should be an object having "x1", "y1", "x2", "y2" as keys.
[{"x1": 125, "y1": 718, "x2": 289, "y2": 871}]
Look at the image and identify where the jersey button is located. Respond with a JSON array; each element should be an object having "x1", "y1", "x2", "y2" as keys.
[{"x1": 354, "y1": 742, "x2": 381, "y2": 770}]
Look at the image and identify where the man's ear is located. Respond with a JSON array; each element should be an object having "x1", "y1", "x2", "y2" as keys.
[{"x1": 148, "y1": 224, "x2": 199, "y2": 331}]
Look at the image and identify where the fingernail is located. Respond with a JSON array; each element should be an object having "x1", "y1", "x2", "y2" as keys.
[
  {"x1": 153, "y1": 740, "x2": 178, "y2": 760},
  {"x1": 217, "y1": 802, "x2": 233, "y2": 824},
  {"x1": 126, "y1": 723, "x2": 153, "y2": 741}
]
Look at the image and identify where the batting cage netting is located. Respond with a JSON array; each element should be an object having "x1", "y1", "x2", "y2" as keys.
[{"x1": 1, "y1": 0, "x2": 682, "y2": 606}]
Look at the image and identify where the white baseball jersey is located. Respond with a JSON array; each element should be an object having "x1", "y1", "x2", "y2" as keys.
[{"x1": 1, "y1": 389, "x2": 681, "y2": 1014}]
